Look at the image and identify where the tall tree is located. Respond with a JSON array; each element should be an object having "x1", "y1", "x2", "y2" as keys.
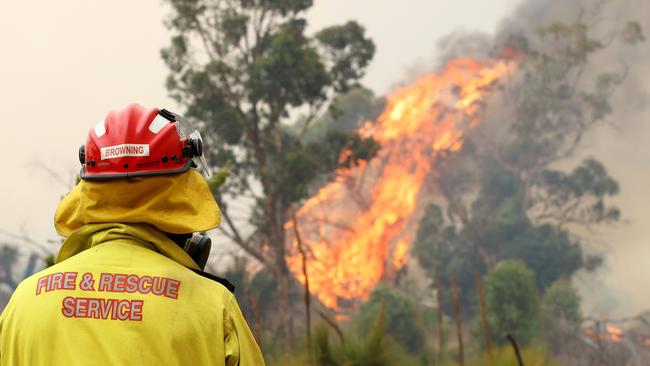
[
  {"x1": 490, "y1": 21, "x2": 635, "y2": 226},
  {"x1": 162, "y1": 0, "x2": 377, "y2": 341},
  {"x1": 414, "y1": 17, "x2": 643, "y2": 308}
]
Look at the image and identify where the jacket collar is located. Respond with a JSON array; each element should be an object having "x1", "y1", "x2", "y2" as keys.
[{"x1": 56, "y1": 222, "x2": 201, "y2": 271}]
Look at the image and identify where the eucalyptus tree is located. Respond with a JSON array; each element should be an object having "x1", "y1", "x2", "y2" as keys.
[{"x1": 162, "y1": 0, "x2": 377, "y2": 341}]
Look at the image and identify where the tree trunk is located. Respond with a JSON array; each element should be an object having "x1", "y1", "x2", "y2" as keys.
[
  {"x1": 435, "y1": 273, "x2": 445, "y2": 362},
  {"x1": 268, "y1": 194, "x2": 294, "y2": 348},
  {"x1": 475, "y1": 269, "x2": 492, "y2": 356},
  {"x1": 291, "y1": 206, "x2": 312, "y2": 354},
  {"x1": 275, "y1": 267, "x2": 292, "y2": 348},
  {"x1": 450, "y1": 276, "x2": 464, "y2": 366}
]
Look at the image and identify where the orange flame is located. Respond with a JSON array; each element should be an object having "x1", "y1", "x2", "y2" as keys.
[
  {"x1": 286, "y1": 57, "x2": 515, "y2": 311},
  {"x1": 582, "y1": 323, "x2": 626, "y2": 344},
  {"x1": 606, "y1": 325, "x2": 624, "y2": 343}
]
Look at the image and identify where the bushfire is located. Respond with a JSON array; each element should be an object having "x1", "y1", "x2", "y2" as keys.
[
  {"x1": 583, "y1": 324, "x2": 624, "y2": 343},
  {"x1": 286, "y1": 57, "x2": 515, "y2": 312}
]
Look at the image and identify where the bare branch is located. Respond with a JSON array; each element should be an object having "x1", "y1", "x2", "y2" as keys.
[
  {"x1": 297, "y1": 100, "x2": 327, "y2": 141},
  {"x1": 0, "y1": 228, "x2": 54, "y2": 257},
  {"x1": 193, "y1": 14, "x2": 220, "y2": 61},
  {"x1": 29, "y1": 159, "x2": 75, "y2": 190},
  {"x1": 290, "y1": 204, "x2": 312, "y2": 350},
  {"x1": 318, "y1": 310, "x2": 345, "y2": 343},
  {"x1": 220, "y1": 205, "x2": 266, "y2": 263}
]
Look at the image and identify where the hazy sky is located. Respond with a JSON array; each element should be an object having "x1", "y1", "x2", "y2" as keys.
[{"x1": 0, "y1": 0, "x2": 518, "y2": 244}]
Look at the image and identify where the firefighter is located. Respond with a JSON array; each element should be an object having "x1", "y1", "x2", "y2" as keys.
[{"x1": 0, "y1": 104, "x2": 265, "y2": 365}]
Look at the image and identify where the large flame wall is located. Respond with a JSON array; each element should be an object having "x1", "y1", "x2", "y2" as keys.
[{"x1": 286, "y1": 58, "x2": 514, "y2": 311}]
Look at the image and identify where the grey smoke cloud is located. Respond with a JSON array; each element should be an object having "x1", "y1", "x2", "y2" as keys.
[{"x1": 498, "y1": 0, "x2": 650, "y2": 317}]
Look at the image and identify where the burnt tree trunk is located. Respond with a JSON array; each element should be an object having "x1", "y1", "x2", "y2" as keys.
[
  {"x1": 450, "y1": 276, "x2": 464, "y2": 366},
  {"x1": 291, "y1": 205, "x2": 312, "y2": 353},
  {"x1": 435, "y1": 273, "x2": 445, "y2": 361},
  {"x1": 475, "y1": 269, "x2": 492, "y2": 355}
]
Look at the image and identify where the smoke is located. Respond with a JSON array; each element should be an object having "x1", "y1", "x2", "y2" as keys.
[
  {"x1": 576, "y1": 0, "x2": 650, "y2": 318},
  {"x1": 489, "y1": 0, "x2": 650, "y2": 317},
  {"x1": 420, "y1": 0, "x2": 648, "y2": 318}
]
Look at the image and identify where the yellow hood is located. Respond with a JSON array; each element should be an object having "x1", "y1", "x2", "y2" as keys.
[{"x1": 54, "y1": 169, "x2": 221, "y2": 236}]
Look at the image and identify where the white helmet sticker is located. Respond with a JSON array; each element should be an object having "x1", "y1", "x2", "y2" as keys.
[
  {"x1": 149, "y1": 115, "x2": 170, "y2": 134},
  {"x1": 100, "y1": 144, "x2": 150, "y2": 160},
  {"x1": 94, "y1": 120, "x2": 106, "y2": 138}
]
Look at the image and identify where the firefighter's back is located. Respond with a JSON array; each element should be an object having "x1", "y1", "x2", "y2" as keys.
[
  {"x1": 1, "y1": 104, "x2": 264, "y2": 365},
  {"x1": 0, "y1": 239, "x2": 235, "y2": 366}
]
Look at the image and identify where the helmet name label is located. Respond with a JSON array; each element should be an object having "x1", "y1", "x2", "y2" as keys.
[{"x1": 100, "y1": 144, "x2": 150, "y2": 160}]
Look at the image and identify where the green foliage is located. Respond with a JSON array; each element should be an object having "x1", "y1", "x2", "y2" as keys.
[
  {"x1": 620, "y1": 21, "x2": 646, "y2": 45},
  {"x1": 268, "y1": 131, "x2": 379, "y2": 204},
  {"x1": 537, "y1": 22, "x2": 603, "y2": 63},
  {"x1": 247, "y1": 19, "x2": 330, "y2": 110},
  {"x1": 354, "y1": 284, "x2": 426, "y2": 352},
  {"x1": 540, "y1": 278, "x2": 582, "y2": 354},
  {"x1": 315, "y1": 21, "x2": 376, "y2": 93},
  {"x1": 44, "y1": 254, "x2": 56, "y2": 268},
  {"x1": 303, "y1": 88, "x2": 384, "y2": 142},
  {"x1": 484, "y1": 260, "x2": 539, "y2": 345},
  {"x1": 414, "y1": 163, "x2": 588, "y2": 310},
  {"x1": 541, "y1": 278, "x2": 581, "y2": 328},
  {"x1": 314, "y1": 304, "x2": 417, "y2": 366},
  {"x1": 267, "y1": 303, "x2": 419, "y2": 366},
  {"x1": 538, "y1": 158, "x2": 620, "y2": 225},
  {"x1": 412, "y1": 204, "x2": 454, "y2": 273},
  {"x1": 505, "y1": 225, "x2": 583, "y2": 291},
  {"x1": 207, "y1": 162, "x2": 232, "y2": 192}
]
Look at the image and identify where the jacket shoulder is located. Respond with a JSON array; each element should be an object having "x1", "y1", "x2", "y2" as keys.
[{"x1": 189, "y1": 269, "x2": 235, "y2": 293}]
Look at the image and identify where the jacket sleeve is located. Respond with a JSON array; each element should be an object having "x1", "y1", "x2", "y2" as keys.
[{"x1": 224, "y1": 295, "x2": 265, "y2": 366}]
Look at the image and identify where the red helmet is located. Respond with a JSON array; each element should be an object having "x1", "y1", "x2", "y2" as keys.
[{"x1": 79, "y1": 104, "x2": 209, "y2": 180}]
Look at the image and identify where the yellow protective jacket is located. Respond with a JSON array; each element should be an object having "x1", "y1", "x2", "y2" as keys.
[{"x1": 0, "y1": 171, "x2": 265, "y2": 365}]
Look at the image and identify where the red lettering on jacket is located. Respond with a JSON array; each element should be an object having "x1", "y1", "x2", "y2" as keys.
[
  {"x1": 97, "y1": 272, "x2": 180, "y2": 299},
  {"x1": 36, "y1": 272, "x2": 77, "y2": 295},
  {"x1": 61, "y1": 296, "x2": 75, "y2": 317},
  {"x1": 60, "y1": 296, "x2": 144, "y2": 321}
]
